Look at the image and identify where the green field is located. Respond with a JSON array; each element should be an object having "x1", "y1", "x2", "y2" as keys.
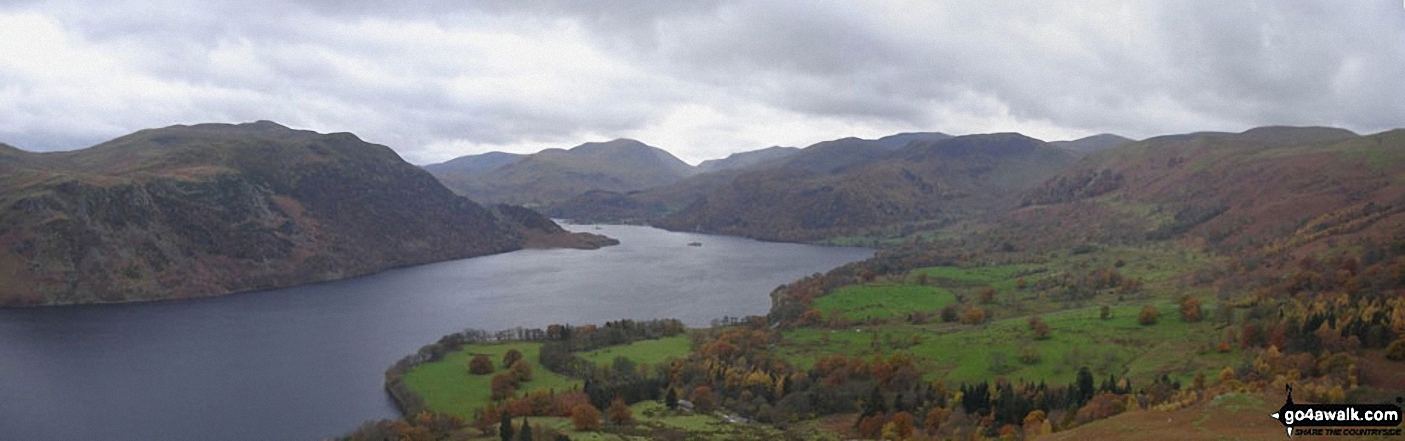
[
  {"x1": 579, "y1": 335, "x2": 692, "y2": 368},
  {"x1": 403, "y1": 342, "x2": 580, "y2": 419},
  {"x1": 781, "y1": 302, "x2": 1237, "y2": 386},
  {"x1": 811, "y1": 284, "x2": 957, "y2": 320},
  {"x1": 787, "y1": 255, "x2": 1238, "y2": 388}
]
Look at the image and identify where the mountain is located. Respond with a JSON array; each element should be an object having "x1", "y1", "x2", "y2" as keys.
[
  {"x1": 652, "y1": 133, "x2": 1076, "y2": 241},
  {"x1": 696, "y1": 146, "x2": 799, "y2": 173},
  {"x1": 427, "y1": 139, "x2": 695, "y2": 206},
  {"x1": 0, "y1": 121, "x2": 613, "y2": 306},
  {"x1": 422, "y1": 151, "x2": 522, "y2": 175},
  {"x1": 547, "y1": 137, "x2": 896, "y2": 224},
  {"x1": 872, "y1": 131, "x2": 953, "y2": 149},
  {"x1": 546, "y1": 168, "x2": 747, "y2": 223},
  {"x1": 765, "y1": 137, "x2": 894, "y2": 174},
  {"x1": 1048, "y1": 133, "x2": 1133, "y2": 153},
  {"x1": 1013, "y1": 125, "x2": 1403, "y2": 252}
]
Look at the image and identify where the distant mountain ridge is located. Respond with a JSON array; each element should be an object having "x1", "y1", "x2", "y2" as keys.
[
  {"x1": 422, "y1": 151, "x2": 523, "y2": 175},
  {"x1": 0, "y1": 121, "x2": 613, "y2": 306},
  {"x1": 652, "y1": 133, "x2": 1076, "y2": 241},
  {"x1": 697, "y1": 146, "x2": 799, "y2": 173},
  {"x1": 1048, "y1": 133, "x2": 1133, "y2": 153},
  {"x1": 426, "y1": 138, "x2": 696, "y2": 206}
]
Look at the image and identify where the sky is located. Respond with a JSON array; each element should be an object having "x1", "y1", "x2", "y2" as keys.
[{"x1": 1, "y1": 1, "x2": 1402, "y2": 165}]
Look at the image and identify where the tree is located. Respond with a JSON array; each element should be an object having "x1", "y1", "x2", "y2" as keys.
[
  {"x1": 961, "y1": 306, "x2": 987, "y2": 325},
  {"x1": 469, "y1": 354, "x2": 495, "y2": 375},
  {"x1": 503, "y1": 349, "x2": 524, "y2": 369},
  {"x1": 490, "y1": 373, "x2": 518, "y2": 401},
  {"x1": 857, "y1": 414, "x2": 887, "y2": 439},
  {"x1": 511, "y1": 359, "x2": 534, "y2": 381},
  {"x1": 979, "y1": 287, "x2": 997, "y2": 304},
  {"x1": 1387, "y1": 338, "x2": 1405, "y2": 361},
  {"x1": 1076, "y1": 367, "x2": 1095, "y2": 405},
  {"x1": 571, "y1": 403, "x2": 601, "y2": 431},
  {"x1": 1024, "y1": 410, "x2": 1049, "y2": 438},
  {"x1": 1018, "y1": 345, "x2": 1041, "y2": 365},
  {"x1": 882, "y1": 411, "x2": 916, "y2": 440},
  {"x1": 689, "y1": 386, "x2": 716, "y2": 413},
  {"x1": 924, "y1": 407, "x2": 951, "y2": 434},
  {"x1": 861, "y1": 386, "x2": 887, "y2": 418},
  {"x1": 664, "y1": 388, "x2": 678, "y2": 410},
  {"x1": 519, "y1": 417, "x2": 532, "y2": 441},
  {"x1": 1179, "y1": 296, "x2": 1203, "y2": 322},
  {"x1": 606, "y1": 396, "x2": 633, "y2": 425},
  {"x1": 499, "y1": 412, "x2": 514, "y2": 441},
  {"x1": 1138, "y1": 306, "x2": 1160, "y2": 326},
  {"x1": 1028, "y1": 315, "x2": 1051, "y2": 340}
]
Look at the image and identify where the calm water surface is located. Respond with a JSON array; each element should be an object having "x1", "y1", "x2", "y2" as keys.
[{"x1": 0, "y1": 224, "x2": 870, "y2": 440}]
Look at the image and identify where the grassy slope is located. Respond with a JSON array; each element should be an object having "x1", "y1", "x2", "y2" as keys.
[
  {"x1": 403, "y1": 343, "x2": 579, "y2": 419},
  {"x1": 779, "y1": 243, "x2": 1233, "y2": 387},
  {"x1": 812, "y1": 284, "x2": 957, "y2": 321},
  {"x1": 578, "y1": 335, "x2": 692, "y2": 368},
  {"x1": 405, "y1": 336, "x2": 692, "y2": 421}
]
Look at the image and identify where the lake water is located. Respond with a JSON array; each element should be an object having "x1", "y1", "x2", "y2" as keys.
[{"x1": 0, "y1": 224, "x2": 871, "y2": 441}]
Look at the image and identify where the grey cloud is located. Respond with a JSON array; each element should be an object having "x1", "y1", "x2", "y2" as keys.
[{"x1": 1, "y1": 0, "x2": 1402, "y2": 162}]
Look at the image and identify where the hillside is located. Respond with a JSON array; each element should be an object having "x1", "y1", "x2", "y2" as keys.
[
  {"x1": 1010, "y1": 126, "x2": 1404, "y2": 253},
  {"x1": 0, "y1": 121, "x2": 613, "y2": 306},
  {"x1": 872, "y1": 131, "x2": 953, "y2": 149},
  {"x1": 653, "y1": 133, "x2": 1076, "y2": 242},
  {"x1": 422, "y1": 151, "x2": 523, "y2": 175},
  {"x1": 1048, "y1": 133, "x2": 1133, "y2": 153},
  {"x1": 696, "y1": 146, "x2": 799, "y2": 173},
  {"x1": 427, "y1": 139, "x2": 695, "y2": 206}
]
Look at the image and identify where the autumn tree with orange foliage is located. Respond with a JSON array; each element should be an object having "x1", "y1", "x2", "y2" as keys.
[
  {"x1": 978, "y1": 286, "x2": 997, "y2": 304},
  {"x1": 1138, "y1": 306, "x2": 1159, "y2": 325},
  {"x1": 1179, "y1": 295, "x2": 1203, "y2": 322},
  {"x1": 882, "y1": 411, "x2": 916, "y2": 440},
  {"x1": 924, "y1": 406, "x2": 951, "y2": 434},
  {"x1": 510, "y1": 359, "x2": 533, "y2": 381},
  {"x1": 1028, "y1": 315, "x2": 1051, "y2": 339},
  {"x1": 857, "y1": 414, "x2": 888, "y2": 439},
  {"x1": 468, "y1": 354, "x2": 494, "y2": 375},
  {"x1": 689, "y1": 386, "x2": 716, "y2": 413},
  {"x1": 502, "y1": 348, "x2": 523, "y2": 369},
  {"x1": 961, "y1": 306, "x2": 988, "y2": 325},
  {"x1": 570, "y1": 403, "x2": 601, "y2": 431},
  {"x1": 489, "y1": 373, "x2": 517, "y2": 401},
  {"x1": 605, "y1": 396, "x2": 633, "y2": 425}
]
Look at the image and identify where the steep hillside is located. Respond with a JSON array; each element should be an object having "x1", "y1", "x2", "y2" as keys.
[
  {"x1": 654, "y1": 133, "x2": 1075, "y2": 241},
  {"x1": 0, "y1": 121, "x2": 612, "y2": 306},
  {"x1": 1011, "y1": 126, "x2": 1404, "y2": 253},
  {"x1": 427, "y1": 139, "x2": 695, "y2": 206},
  {"x1": 696, "y1": 146, "x2": 798, "y2": 173}
]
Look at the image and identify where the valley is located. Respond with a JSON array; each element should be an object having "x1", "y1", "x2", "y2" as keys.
[{"x1": 348, "y1": 125, "x2": 1405, "y2": 440}]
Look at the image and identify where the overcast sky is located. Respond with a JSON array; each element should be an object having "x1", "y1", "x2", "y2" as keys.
[{"x1": 1, "y1": 1, "x2": 1402, "y2": 164}]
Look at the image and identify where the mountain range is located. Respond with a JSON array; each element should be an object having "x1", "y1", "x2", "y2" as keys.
[
  {"x1": 0, "y1": 121, "x2": 613, "y2": 306},
  {"x1": 424, "y1": 139, "x2": 697, "y2": 207}
]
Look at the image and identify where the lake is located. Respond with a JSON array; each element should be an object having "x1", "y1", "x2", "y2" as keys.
[{"x1": 0, "y1": 224, "x2": 871, "y2": 440}]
